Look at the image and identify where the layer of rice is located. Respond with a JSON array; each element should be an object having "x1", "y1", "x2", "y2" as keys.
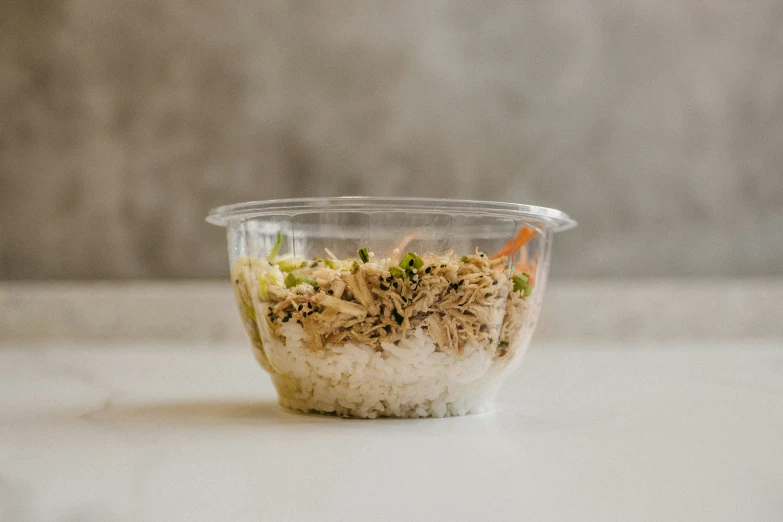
[{"x1": 253, "y1": 322, "x2": 523, "y2": 418}]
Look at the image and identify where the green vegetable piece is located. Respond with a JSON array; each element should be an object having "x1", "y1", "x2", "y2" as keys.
[
  {"x1": 268, "y1": 231, "x2": 283, "y2": 261},
  {"x1": 499, "y1": 340, "x2": 509, "y2": 348},
  {"x1": 399, "y1": 252, "x2": 424, "y2": 271},
  {"x1": 389, "y1": 266, "x2": 405, "y2": 279},
  {"x1": 284, "y1": 272, "x2": 318, "y2": 289},
  {"x1": 461, "y1": 255, "x2": 471, "y2": 263},
  {"x1": 350, "y1": 261, "x2": 360, "y2": 274},
  {"x1": 241, "y1": 300, "x2": 256, "y2": 322},
  {"x1": 275, "y1": 259, "x2": 302, "y2": 272},
  {"x1": 258, "y1": 275, "x2": 269, "y2": 300},
  {"x1": 324, "y1": 259, "x2": 340, "y2": 269},
  {"x1": 358, "y1": 247, "x2": 370, "y2": 263},
  {"x1": 512, "y1": 274, "x2": 533, "y2": 296}
]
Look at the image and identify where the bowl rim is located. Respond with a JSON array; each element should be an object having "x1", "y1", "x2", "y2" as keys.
[{"x1": 206, "y1": 197, "x2": 576, "y2": 232}]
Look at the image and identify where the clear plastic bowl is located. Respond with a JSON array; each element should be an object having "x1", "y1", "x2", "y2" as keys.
[{"x1": 208, "y1": 197, "x2": 575, "y2": 418}]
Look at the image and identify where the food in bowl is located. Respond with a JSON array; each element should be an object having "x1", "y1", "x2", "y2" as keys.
[{"x1": 208, "y1": 198, "x2": 575, "y2": 418}]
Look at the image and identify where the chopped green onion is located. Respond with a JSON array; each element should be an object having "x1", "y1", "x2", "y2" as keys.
[
  {"x1": 499, "y1": 340, "x2": 509, "y2": 348},
  {"x1": 350, "y1": 261, "x2": 360, "y2": 274},
  {"x1": 268, "y1": 231, "x2": 283, "y2": 261},
  {"x1": 389, "y1": 266, "x2": 405, "y2": 279},
  {"x1": 357, "y1": 247, "x2": 370, "y2": 263},
  {"x1": 324, "y1": 259, "x2": 340, "y2": 269},
  {"x1": 399, "y1": 252, "x2": 424, "y2": 271},
  {"x1": 460, "y1": 255, "x2": 471, "y2": 263},
  {"x1": 512, "y1": 274, "x2": 533, "y2": 296}
]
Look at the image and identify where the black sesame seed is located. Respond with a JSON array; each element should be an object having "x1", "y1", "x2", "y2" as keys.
[
  {"x1": 380, "y1": 284, "x2": 389, "y2": 291},
  {"x1": 282, "y1": 317, "x2": 289, "y2": 323},
  {"x1": 492, "y1": 280, "x2": 498, "y2": 285},
  {"x1": 425, "y1": 267, "x2": 431, "y2": 274},
  {"x1": 298, "y1": 304, "x2": 303, "y2": 311},
  {"x1": 327, "y1": 289, "x2": 334, "y2": 295},
  {"x1": 235, "y1": 279, "x2": 239, "y2": 284},
  {"x1": 392, "y1": 282, "x2": 398, "y2": 288}
]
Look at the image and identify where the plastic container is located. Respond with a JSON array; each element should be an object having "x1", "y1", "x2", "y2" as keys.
[{"x1": 208, "y1": 197, "x2": 575, "y2": 418}]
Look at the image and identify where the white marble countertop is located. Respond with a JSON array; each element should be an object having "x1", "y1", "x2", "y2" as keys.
[{"x1": 2, "y1": 340, "x2": 782, "y2": 521}]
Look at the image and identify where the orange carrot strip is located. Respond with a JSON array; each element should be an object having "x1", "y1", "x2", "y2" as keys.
[{"x1": 490, "y1": 227, "x2": 537, "y2": 259}]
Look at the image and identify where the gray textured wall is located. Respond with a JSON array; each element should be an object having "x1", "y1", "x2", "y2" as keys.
[{"x1": 1, "y1": 0, "x2": 782, "y2": 279}]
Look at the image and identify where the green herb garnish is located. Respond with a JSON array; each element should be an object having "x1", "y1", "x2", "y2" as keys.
[
  {"x1": 498, "y1": 340, "x2": 509, "y2": 348},
  {"x1": 399, "y1": 252, "x2": 424, "y2": 271},
  {"x1": 512, "y1": 274, "x2": 532, "y2": 296},
  {"x1": 284, "y1": 273, "x2": 318, "y2": 289},
  {"x1": 461, "y1": 255, "x2": 471, "y2": 263},
  {"x1": 389, "y1": 266, "x2": 406, "y2": 279},
  {"x1": 357, "y1": 247, "x2": 370, "y2": 263},
  {"x1": 324, "y1": 258, "x2": 340, "y2": 269}
]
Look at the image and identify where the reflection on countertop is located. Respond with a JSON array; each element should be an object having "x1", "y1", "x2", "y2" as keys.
[{"x1": 1, "y1": 341, "x2": 781, "y2": 521}]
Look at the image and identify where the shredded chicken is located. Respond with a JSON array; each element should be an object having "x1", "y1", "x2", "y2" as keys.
[{"x1": 233, "y1": 251, "x2": 533, "y2": 357}]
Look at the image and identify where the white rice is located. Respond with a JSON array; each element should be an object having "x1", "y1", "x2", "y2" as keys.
[{"x1": 253, "y1": 322, "x2": 521, "y2": 418}]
